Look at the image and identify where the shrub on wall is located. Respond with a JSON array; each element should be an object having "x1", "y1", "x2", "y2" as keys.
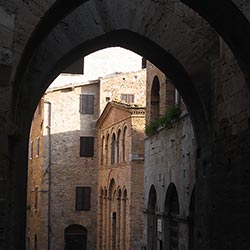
[{"x1": 145, "y1": 106, "x2": 181, "y2": 136}]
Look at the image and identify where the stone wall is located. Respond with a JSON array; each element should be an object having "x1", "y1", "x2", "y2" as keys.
[
  {"x1": 143, "y1": 113, "x2": 196, "y2": 250},
  {"x1": 43, "y1": 82, "x2": 100, "y2": 250}
]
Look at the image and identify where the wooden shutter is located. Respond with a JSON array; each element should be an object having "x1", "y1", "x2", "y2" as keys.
[
  {"x1": 76, "y1": 187, "x2": 91, "y2": 211},
  {"x1": 80, "y1": 95, "x2": 94, "y2": 114},
  {"x1": 128, "y1": 94, "x2": 134, "y2": 103},
  {"x1": 80, "y1": 137, "x2": 94, "y2": 157},
  {"x1": 83, "y1": 187, "x2": 91, "y2": 210}
]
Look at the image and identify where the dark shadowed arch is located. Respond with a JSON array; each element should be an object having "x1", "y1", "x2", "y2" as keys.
[
  {"x1": 147, "y1": 185, "x2": 157, "y2": 250},
  {"x1": 65, "y1": 224, "x2": 87, "y2": 250},
  {"x1": 150, "y1": 76, "x2": 160, "y2": 122},
  {"x1": 164, "y1": 183, "x2": 180, "y2": 250}
]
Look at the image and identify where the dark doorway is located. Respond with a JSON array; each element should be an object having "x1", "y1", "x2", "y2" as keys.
[
  {"x1": 112, "y1": 212, "x2": 117, "y2": 250},
  {"x1": 65, "y1": 224, "x2": 87, "y2": 250}
]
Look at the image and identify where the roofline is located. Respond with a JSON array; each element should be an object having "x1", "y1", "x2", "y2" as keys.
[
  {"x1": 96, "y1": 101, "x2": 145, "y2": 127},
  {"x1": 46, "y1": 79, "x2": 100, "y2": 93}
]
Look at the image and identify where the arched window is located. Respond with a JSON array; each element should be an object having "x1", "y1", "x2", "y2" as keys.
[
  {"x1": 111, "y1": 133, "x2": 116, "y2": 164},
  {"x1": 101, "y1": 136, "x2": 105, "y2": 165},
  {"x1": 65, "y1": 224, "x2": 87, "y2": 250},
  {"x1": 122, "y1": 127, "x2": 127, "y2": 162},
  {"x1": 189, "y1": 187, "x2": 195, "y2": 250},
  {"x1": 164, "y1": 183, "x2": 180, "y2": 250},
  {"x1": 105, "y1": 134, "x2": 109, "y2": 165},
  {"x1": 151, "y1": 76, "x2": 160, "y2": 121},
  {"x1": 117, "y1": 129, "x2": 121, "y2": 163},
  {"x1": 147, "y1": 185, "x2": 157, "y2": 250}
]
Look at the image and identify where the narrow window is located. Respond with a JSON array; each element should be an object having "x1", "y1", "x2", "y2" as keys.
[
  {"x1": 80, "y1": 94, "x2": 94, "y2": 114},
  {"x1": 34, "y1": 187, "x2": 38, "y2": 210},
  {"x1": 175, "y1": 89, "x2": 181, "y2": 106},
  {"x1": 151, "y1": 76, "x2": 160, "y2": 121},
  {"x1": 142, "y1": 58, "x2": 147, "y2": 69},
  {"x1": 122, "y1": 127, "x2": 127, "y2": 162},
  {"x1": 29, "y1": 141, "x2": 33, "y2": 160},
  {"x1": 121, "y1": 94, "x2": 134, "y2": 103},
  {"x1": 36, "y1": 137, "x2": 40, "y2": 158},
  {"x1": 76, "y1": 187, "x2": 91, "y2": 211},
  {"x1": 111, "y1": 134, "x2": 116, "y2": 164},
  {"x1": 80, "y1": 137, "x2": 94, "y2": 157}
]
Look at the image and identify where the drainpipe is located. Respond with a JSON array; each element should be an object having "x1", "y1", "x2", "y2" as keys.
[{"x1": 44, "y1": 101, "x2": 51, "y2": 250}]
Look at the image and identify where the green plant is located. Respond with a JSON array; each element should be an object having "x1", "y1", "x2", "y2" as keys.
[
  {"x1": 145, "y1": 106, "x2": 181, "y2": 136},
  {"x1": 145, "y1": 120, "x2": 159, "y2": 136}
]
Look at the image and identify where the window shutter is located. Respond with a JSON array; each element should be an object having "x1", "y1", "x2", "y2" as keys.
[
  {"x1": 83, "y1": 187, "x2": 91, "y2": 210},
  {"x1": 80, "y1": 137, "x2": 94, "y2": 157},
  {"x1": 76, "y1": 187, "x2": 83, "y2": 210},
  {"x1": 76, "y1": 187, "x2": 91, "y2": 211},
  {"x1": 80, "y1": 95, "x2": 94, "y2": 114},
  {"x1": 87, "y1": 95, "x2": 94, "y2": 114}
]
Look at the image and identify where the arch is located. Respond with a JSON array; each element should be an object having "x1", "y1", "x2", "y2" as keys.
[
  {"x1": 101, "y1": 136, "x2": 105, "y2": 165},
  {"x1": 164, "y1": 183, "x2": 180, "y2": 250},
  {"x1": 109, "y1": 178, "x2": 116, "y2": 197},
  {"x1": 111, "y1": 133, "x2": 116, "y2": 164},
  {"x1": 147, "y1": 185, "x2": 157, "y2": 250},
  {"x1": 150, "y1": 76, "x2": 160, "y2": 121},
  {"x1": 122, "y1": 126, "x2": 127, "y2": 162},
  {"x1": 105, "y1": 134, "x2": 110, "y2": 165},
  {"x1": 64, "y1": 224, "x2": 87, "y2": 250},
  {"x1": 117, "y1": 129, "x2": 121, "y2": 163},
  {"x1": 8, "y1": 1, "x2": 250, "y2": 248}
]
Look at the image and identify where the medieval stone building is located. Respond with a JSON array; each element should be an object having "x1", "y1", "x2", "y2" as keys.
[
  {"x1": 26, "y1": 68, "x2": 146, "y2": 250},
  {"x1": 97, "y1": 101, "x2": 145, "y2": 250},
  {"x1": 143, "y1": 62, "x2": 196, "y2": 250},
  {"x1": 2, "y1": 1, "x2": 250, "y2": 250}
]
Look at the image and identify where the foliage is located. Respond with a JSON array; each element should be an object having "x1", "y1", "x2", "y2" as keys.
[{"x1": 145, "y1": 106, "x2": 181, "y2": 136}]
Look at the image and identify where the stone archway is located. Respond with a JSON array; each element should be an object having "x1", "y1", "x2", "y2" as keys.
[
  {"x1": 3, "y1": 1, "x2": 250, "y2": 250},
  {"x1": 64, "y1": 224, "x2": 87, "y2": 250}
]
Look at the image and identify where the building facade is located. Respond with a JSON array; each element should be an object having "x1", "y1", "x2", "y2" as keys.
[
  {"x1": 143, "y1": 63, "x2": 196, "y2": 250},
  {"x1": 26, "y1": 69, "x2": 146, "y2": 250},
  {"x1": 97, "y1": 101, "x2": 145, "y2": 250}
]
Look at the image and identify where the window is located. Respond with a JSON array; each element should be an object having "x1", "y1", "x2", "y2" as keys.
[
  {"x1": 142, "y1": 57, "x2": 147, "y2": 69},
  {"x1": 34, "y1": 187, "x2": 38, "y2": 210},
  {"x1": 76, "y1": 187, "x2": 91, "y2": 211},
  {"x1": 111, "y1": 134, "x2": 116, "y2": 164},
  {"x1": 80, "y1": 137, "x2": 94, "y2": 157},
  {"x1": 151, "y1": 76, "x2": 160, "y2": 121},
  {"x1": 121, "y1": 94, "x2": 134, "y2": 103},
  {"x1": 36, "y1": 137, "x2": 40, "y2": 158},
  {"x1": 80, "y1": 94, "x2": 94, "y2": 114},
  {"x1": 175, "y1": 89, "x2": 181, "y2": 106},
  {"x1": 29, "y1": 141, "x2": 33, "y2": 160}
]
